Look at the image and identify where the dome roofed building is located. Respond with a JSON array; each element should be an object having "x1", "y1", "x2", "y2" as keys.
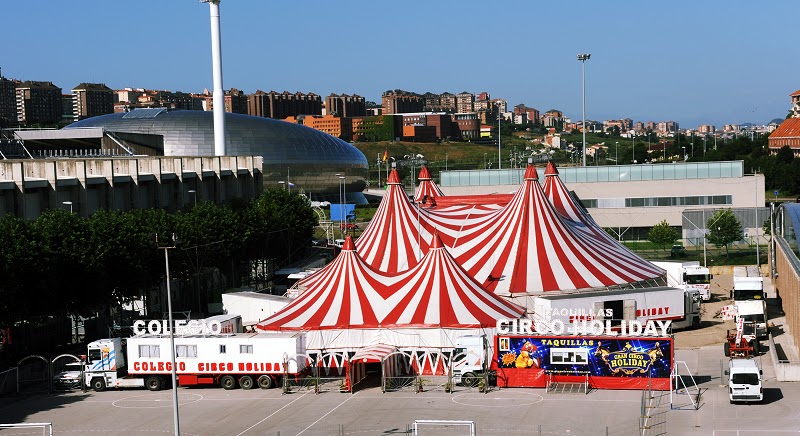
[{"x1": 65, "y1": 109, "x2": 369, "y2": 203}]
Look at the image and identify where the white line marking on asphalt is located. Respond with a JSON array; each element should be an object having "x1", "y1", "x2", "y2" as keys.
[
  {"x1": 296, "y1": 392, "x2": 358, "y2": 435},
  {"x1": 235, "y1": 391, "x2": 310, "y2": 436}
]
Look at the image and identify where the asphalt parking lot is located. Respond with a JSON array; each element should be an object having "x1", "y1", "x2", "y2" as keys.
[{"x1": 2, "y1": 344, "x2": 800, "y2": 436}]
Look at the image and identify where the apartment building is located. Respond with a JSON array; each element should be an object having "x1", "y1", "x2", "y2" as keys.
[
  {"x1": 325, "y1": 93, "x2": 366, "y2": 117},
  {"x1": 513, "y1": 104, "x2": 540, "y2": 125},
  {"x1": 456, "y1": 92, "x2": 474, "y2": 113},
  {"x1": 224, "y1": 88, "x2": 248, "y2": 114},
  {"x1": 382, "y1": 90, "x2": 424, "y2": 114},
  {"x1": 247, "y1": 90, "x2": 322, "y2": 119},
  {"x1": 72, "y1": 83, "x2": 114, "y2": 120},
  {"x1": 422, "y1": 92, "x2": 457, "y2": 112},
  {"x1": 0, "y1": 71, "x2": 16, "y2": 125},
  {"x1": 15, "y1": 81, "x2": 62, "y2": 125},
  {"x1": 656, "y1": 121, "x2": 679, "y2": 135},
  {"x1": 697, "y1": 124, "x2": 716, "y2": 134}
]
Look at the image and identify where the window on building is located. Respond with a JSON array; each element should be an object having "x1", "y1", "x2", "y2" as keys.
[
  {"x1": 176, "y1": 344, "x2": 198, "y2": 358},
  {"x1": 240, "y1": 344, "x2": 254, "y2": 354}
]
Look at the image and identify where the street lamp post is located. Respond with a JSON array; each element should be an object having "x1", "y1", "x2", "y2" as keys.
[
  {"x1": 577, "y1": 53, "x2": 591, "y2": 166},
  {"x1": 187, "y1": 189, "x2": 197, "y2": 205},
  {"x1": 497, "y1": 109, "x2": 502, "y2": 170},
  {"x1": 277, "y1": 181, "x2": 285, "y2": 191},
  {"x1": 338, "y1": 176, "x2": 345, "y2": 238},
  {"x1": 483, "y1": 153, "x2": 487, "y2": 169},
  {"x1": 615, "y1": 141, "x2": 618, "y2": 164},
  {"x1": 62, "y1": 201, "x2": 73, "y2": 213},
  {"x1": 631, "y1": 133, "x2": 635, "y2": 164},
  {"x1": 156, "y1": 233, "x2": 180, "y2": 436},
  {"x1": 682, "y1": 146, "x2": 686, "y2": 162}
]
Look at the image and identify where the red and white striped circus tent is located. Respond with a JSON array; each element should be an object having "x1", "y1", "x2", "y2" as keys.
[
  {"x1": 414, "y1": 165, "x2": 444, "y2": 203},
  {"x1": 541, "y1": 161, "x2": 664, "y2": 272},
  {"x1": 444, "y1": 164, "x2": 665, "y2": 295},
  {"x1": 354, "y1": 164, "x2": 664, "y2": 294},
  {"x1": 256, "y1": 234, "x2": 523, "y2": 351},
  {"x1": 355, "y1": 169, "x2": 429, "y2": 272}
]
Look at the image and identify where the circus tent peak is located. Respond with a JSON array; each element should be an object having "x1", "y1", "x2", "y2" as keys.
[
  {"x1": 544, "y1": 161, "x2": 559, "y2": 176},
  {"x1": 523, "y1": 164, "x2": 539, "y2": 180},
  {"x1": 256, "y1": 230, "x2": 523, "y2": 331},
  {"x1": 541, "y1": 162, "x2": 665, "y2": 275},
  {"x1": 415, "y1": 165, "x2": 444, "y2": 203},
  {"x1": 418, "y1": 165, "x2": 433, "y2": 180},
  {"x1": 450, "y1": 163, "x2": 664, "y2": 294},
  {"x1": 387, "y1": 168, "x2": 401, "y2": 184},
  {"x1": 366, "y1": 231, "x2": 524, "y2": 328}
]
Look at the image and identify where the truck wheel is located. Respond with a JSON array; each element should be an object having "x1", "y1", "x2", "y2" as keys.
[
  {"x1": 146, "y1": 376, "x2": 163, "y2": 391},
  {"x1": 91, "y1": 377, "x2": 106, "y2": 392},
  {"x1": 724, "y1": 342, "x2": 730, "y2": 357},
  {"x1": 257, "y1": 375, "x2": 273, "y2": 389},
  {"x1": 462, "y1": 372, "x2": 478, "y2": 388},
  {"x1": 220, "y1": 375, "x2": 236, "y2": 390},
  {"x1": 239, "y1": 375, "x2": 254, "y2": 390}
]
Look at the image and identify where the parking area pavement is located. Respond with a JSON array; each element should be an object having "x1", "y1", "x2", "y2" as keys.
[{"x1": 3, "y1": 357, "x2": 800, "y2": 436}]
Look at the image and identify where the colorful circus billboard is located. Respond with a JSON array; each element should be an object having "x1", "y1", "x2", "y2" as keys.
[{"x1": 493, "y1": 335, "x2": 673, "y2": 390}]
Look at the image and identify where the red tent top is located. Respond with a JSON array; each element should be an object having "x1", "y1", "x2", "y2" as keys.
[
  {"x1": 414, "y1": 165, "x2": 445, "y2": 203},
  {"x1": 448, "y1": 163, "x2": 664, "y2": 294},
  {"x1": 256, "y1": 234, "x2": 523, "y2": 331}
]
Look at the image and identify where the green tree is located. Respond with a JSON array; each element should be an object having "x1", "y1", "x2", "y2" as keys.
[
  {"x1": 707, "y1": 209, "x2": 743, "y2": 257},
  {"x1": 648, "y1": 220, "x2": 679, "y2": 253}
]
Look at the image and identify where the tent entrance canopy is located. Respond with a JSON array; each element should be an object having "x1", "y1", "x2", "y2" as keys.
[
  {"x1": 348, "y1": 343, "x2": 402, "y2": 392},
  {"x1": 350, "y1": 343, "x2": 397, "y2": 364}
]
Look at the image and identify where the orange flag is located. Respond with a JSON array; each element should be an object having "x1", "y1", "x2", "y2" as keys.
[{"x1": 382, "y1": 149, "x2": 388, "y2": 161}]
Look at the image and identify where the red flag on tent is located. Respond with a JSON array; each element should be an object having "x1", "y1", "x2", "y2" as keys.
[{"x1": 382, "y1": 149, "x2": 388, "y2": 161}]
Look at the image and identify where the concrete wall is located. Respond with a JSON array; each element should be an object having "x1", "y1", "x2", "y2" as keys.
[
  {"x1": 774, "y1": 237, "x2": 800, "y2": 360},
  {"x1": 0, "y1": 155, "x2": 263, "y2": 218}
]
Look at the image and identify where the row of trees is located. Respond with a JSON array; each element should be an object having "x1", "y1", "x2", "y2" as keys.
[
  {"x1": 648, "y1": 209, "x2": 744, "y2": 255},
  {"x1": 0, "y1": 189, "x2": 318, "y2": 328}
]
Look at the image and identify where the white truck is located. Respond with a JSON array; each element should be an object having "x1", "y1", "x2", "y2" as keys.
[
  {"x1": 732, "y1": 266, "x2": 767, "y2": 341},
  {"x1": 83, "y1": 330, "x2": 307, "y2": 392},
  {"x1": 531, "y1": 286, "x2": 702, "y2": 331},
  {"x1": 651, "y1": 261, "x2": 713, "y2": 301},
  {"x1": 726, "y1": 358, "x2": 763, "y2": 403},
  {"x1": 451, "y1": 335, "x2": 489, "y2": 386}
]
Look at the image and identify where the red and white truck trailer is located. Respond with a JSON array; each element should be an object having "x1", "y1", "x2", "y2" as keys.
[{"x1": 83, "y1": 329, "x2": 307, "y2": 392}]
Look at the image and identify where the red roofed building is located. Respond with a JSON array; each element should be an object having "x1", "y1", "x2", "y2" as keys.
[
  {"x1": 791, "y1": 89, "x2": 800, "y2": 117},
  {"x1": 768, "y1": 118, "x2": 800, "y2": 156}
]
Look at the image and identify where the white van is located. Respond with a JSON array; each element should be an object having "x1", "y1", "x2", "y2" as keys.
[{"x1": 727, "y1": 359, "x2": 763, "y2": 403}]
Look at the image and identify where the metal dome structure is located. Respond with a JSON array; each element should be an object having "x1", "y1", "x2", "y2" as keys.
[{"x1": 66, "y1": 109, "x2": 369, "y2": 202}]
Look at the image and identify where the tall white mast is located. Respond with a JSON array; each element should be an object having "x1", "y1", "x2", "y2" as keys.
[{"x1": 202, "y1": 0, "x2": 226, "y2": 156}]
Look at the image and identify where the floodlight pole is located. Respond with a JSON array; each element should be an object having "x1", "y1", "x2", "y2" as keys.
[
  {"x1": 577, "y1": 53, "x2": 591, "y2": 167},
  {"x1": 157, "y1": 233, "x2": 180, "y2": 436}
]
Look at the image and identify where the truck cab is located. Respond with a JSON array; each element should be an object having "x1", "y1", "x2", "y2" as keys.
[
  {"x1": 727, "y1": 359, "x2": 763, "y2": 403},
  {"x1": 682, "y1": 266, "x2": 712, "y2": 301},
  {"x1": 451, "y1": 335, "x2": 487, "y2": 386}
]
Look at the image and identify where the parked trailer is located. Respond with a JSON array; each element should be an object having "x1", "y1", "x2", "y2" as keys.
[
  {"x1": 84, "y1": 332, "x2": 307, "y2": 392},
  {"x1": 651, "y1": 260, "x2": 713, "y2": 301},
  {"x1": 531, "y1": 286, "x2": 701, "y2": 331}
]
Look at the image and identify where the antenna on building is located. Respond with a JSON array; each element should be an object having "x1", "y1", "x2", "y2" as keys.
[{"x1": 201, "y1": 0, "x2": 226, "y2": 156}]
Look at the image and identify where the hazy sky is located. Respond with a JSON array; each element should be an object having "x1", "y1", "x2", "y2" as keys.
[{"x1": 3, "y1": 0, "x2": 797, "y2": 128}]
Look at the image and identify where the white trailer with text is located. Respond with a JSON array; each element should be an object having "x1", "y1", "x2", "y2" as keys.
[
  {"x1": 83, "y1": 332, "x2": 307, "y2": 391},
  {"x1": 530, "y1": 286, "x2": 701, "y2": 331}
]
